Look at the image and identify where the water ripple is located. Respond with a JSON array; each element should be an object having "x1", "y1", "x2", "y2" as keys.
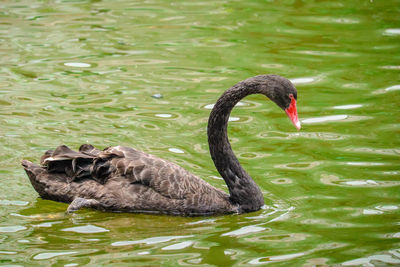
[
  {"x1": 302, "y1": 16, "x2": 359, "y2": 24},
  {"x1": 259, "y1": 131, "x2": 348, "y2": 141},
  {"x1": 1, "y1": 0, "x2": 399, "y2": 265},
  {"x1": 344, "y1": 147, "x2": 400, "y2": 156},
  {"x1": 0, "y1": 225, "x2": 27, "y2": 233},
  {"x1": 64, "y1": 62, "x2": 91, "y2": 68},
  {"x1": 33, "y1": 221, "x2": 62, "y2": 228},
  {"x1": 248, "y1": 252, "x2": 305, "y2": 265},
  {"x1": 221, "y1": 225, "x2": 266, "y2": 237},
  {"x1": 342, "y1": 251, "x2": 400, "y2": 266},
  {"x1": 275, "y1": 161, "x2": 321, "y2": 170},
  {"x1": 62, "y1": 225, "x2": 109, "y2": 233},
  {"x1": 302, "y1": 115, "x2": 371, "y2": 124},
  {"x1": 290, "y1": 50, "x2": 356, "y2": 57},
  {"x1": 161, "y1": 241, "x2": 193, "y2": 250},
  {"x1": 302, "y1": 115, "x2": 348, "y2": 124},
  {"x1": 383, "y1": 28, "x2": 400, "y2": 36},
  {"x1": 33, "y1": 251, "x2": 77, "y2": 260},
  {"x1": 0, "y1": 199, "x2": 29, "y2": 206},
  {"x1": 168, "y1": 148, "x2": 185, "y2": 154},
  {"x1": 111, "y1": 235, "x2": 193, "y2": 247},
  {"x1": 290, "y1": 76, "x2": 320, "y2": 85},
  {"x1": 320, "y1": 174, "x2": 400, "y2": 188},
  {"x1": 332, "y1": 104, "x2": 363, "y2": 110},
  {"x1": 0, "y1": 250, "x2": 18, "y2": 256}
]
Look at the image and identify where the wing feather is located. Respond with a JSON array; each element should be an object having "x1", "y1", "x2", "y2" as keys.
[
  {"x1": 106, "y1": 146, "x2": 219, "y2": 200},
  {"x1": 33, "y1": 144, "x2": 234, "y2": 215}
]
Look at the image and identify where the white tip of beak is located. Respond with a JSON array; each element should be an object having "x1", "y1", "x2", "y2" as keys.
[{"x1": 295, "y1": 120, "x2": 301, "y2": 130}]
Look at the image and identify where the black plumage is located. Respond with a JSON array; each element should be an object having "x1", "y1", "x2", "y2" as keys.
[{"x1": 22, "y1": 74, "x2": 299, "y2": 216}]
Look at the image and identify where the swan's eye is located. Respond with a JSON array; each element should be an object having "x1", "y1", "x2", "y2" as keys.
[{"x1": 288, "y1": 93, "x2": 297, "y2": 101}]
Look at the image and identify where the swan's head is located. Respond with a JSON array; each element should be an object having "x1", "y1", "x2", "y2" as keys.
[{"x1": 246, "y1": 74, "x2": 301, "y2": 130}]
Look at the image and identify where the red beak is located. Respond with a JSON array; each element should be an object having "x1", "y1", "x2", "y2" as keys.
[{"x1": 285, "y1": 96, "x2": 301, "y2": 130}]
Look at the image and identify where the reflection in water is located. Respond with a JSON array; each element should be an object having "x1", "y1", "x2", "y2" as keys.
[
  {"x1": 302, "y1": 16, "x2": 359, "y2": 24},
  {"x1": 168, "y1": 147, "x2": 185, "y2": 154},
  {"x1": 373, "y1": 84, "x2": 400, "y2": 94},
  {"x1": 62, "y1": 225, "x2": 110, "y2": 233},
  {"x1": 63, "y1": 62, "x2": 91, "y2": 68},
  {"x1": 332, "y1": 104, "x2": 362, "y2": 110},
  {"x1": 112, "y1": 235, "x2": 193, "y2": 246},
  {"x1": 343, "y1": 180, "x2": 378, "y2": 186},
  {"x1": 380, "y1": 65, "x2": 400, "y2": 70},
  {"x1": 155, "y1": 113, "x2": 172, "y2": 118},
  {"x1": 384, "y1": 85, "x2": 400, "y2": 91},
  {"x1": 290, "y1": 50, "x2": 356, "y2": 57},
  {"x1": 342, "y1": 252, "x2": 400, "y2": 266},
  {"x1": 203, "y1": 101, "x2": 248, "y2": 110},
  {"x1": 302, "y1": 114, "x2": 348, "y2": 124},
  {"x1": 275, "y1": 161, "x2": 320, "y2": 170},
  {"x1": 345, "y1": 161, "x2": 385, "y2": 166},
  {"x1": 33, "y1": 251, "x2": 77, "y2": 260},
  {"x1": 228, "y1": 116, "x2": 240, "y2": 122},
  {"x1": 161, "y1": 241, "x2": 193, "y2": 250},
  {"x1": 249, "y1": 252, "x2": 305, "y2": 265},
  {"x1": 0, "y1": 200, "x2": 29, "y2": 206},
  {"x1": 363, "y1": 209, "x2": 384, "y2": 215},
  {"x1": 0, "y1": 225, "x2": 27, "y2": 233},
  {"x1": 34, "y1": 221, "x2": 62, "y2": 228},
  {"x1": 376, "y1": 205, "x2": 398, "y2": 211},
  {"x1": 290, "y1": 76, "x2": 318, "y2": 84},
  {"x1": 383, "y1": 28, "x2": 400, "y2": 35},
  {"x1": 151, "y1": 93, "x2": 163, "y2": 99},
  {"x1": 343, "y1": 147, "x2": 400, "y2": 156},
  {"x1": 221, "y1": 225, "x2": 266, "y2": 237}
]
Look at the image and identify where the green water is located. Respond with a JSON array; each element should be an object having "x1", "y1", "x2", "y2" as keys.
[{"x1": 1, "y1": 0, "x2": 399, "y2": 266}]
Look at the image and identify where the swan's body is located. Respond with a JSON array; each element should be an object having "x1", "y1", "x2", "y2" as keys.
[{"x1": 22, "y1": 75, "x2": 300, "y2": 216}]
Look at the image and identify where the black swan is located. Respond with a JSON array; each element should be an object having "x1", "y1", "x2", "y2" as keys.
[{"x1": 22, "y1": 74, "x2": 300, "y2": 216}]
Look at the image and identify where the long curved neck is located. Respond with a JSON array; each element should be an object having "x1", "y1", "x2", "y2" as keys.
[{"x1": 207, "y1": 81, "x2": 265, "y2": 213}]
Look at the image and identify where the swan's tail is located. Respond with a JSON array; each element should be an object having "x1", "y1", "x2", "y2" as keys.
[
  {"x1": 22, "y1": 158, "x2": 75, "y2": 203},
  {"x1": 21, "y1": 159, "x2": 48, "y2": 198},
  {"x1": 21, "y1": 160, "x2": 44, "y2": 178}
]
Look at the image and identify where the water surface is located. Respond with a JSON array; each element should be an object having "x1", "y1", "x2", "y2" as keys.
[{"x1": 1, "y1": 0, "x2": 399, "y2": 266}]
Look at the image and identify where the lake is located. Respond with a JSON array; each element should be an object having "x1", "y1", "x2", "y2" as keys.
[{"x1": 0, "y1": 0, "x2": 399, "y2": 266}]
